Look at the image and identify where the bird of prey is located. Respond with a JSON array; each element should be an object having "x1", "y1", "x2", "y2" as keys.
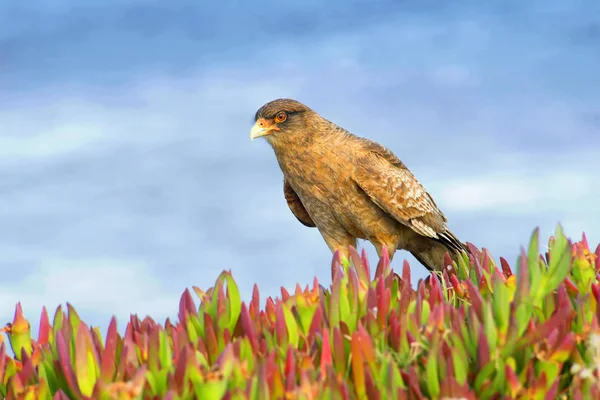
[{"x1": 250, "y1": 98, "x2": 467, "y2": 271}]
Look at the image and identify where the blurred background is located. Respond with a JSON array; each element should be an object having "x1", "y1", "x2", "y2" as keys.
[{"x1": 1, "y1": 0, "x2": 599, "y2": 337}]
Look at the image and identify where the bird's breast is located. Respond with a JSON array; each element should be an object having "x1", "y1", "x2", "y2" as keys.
[
  {"x1": 280, "y1": 151, "x2": 351, "y2": 200},
  {"x1": 274, "y1": 142, "x2": 388, "y2": 238}
]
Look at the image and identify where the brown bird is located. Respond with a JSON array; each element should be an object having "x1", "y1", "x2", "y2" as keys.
[{"x1": 250, "y1": 98, "x2": 467, "y2": 271}]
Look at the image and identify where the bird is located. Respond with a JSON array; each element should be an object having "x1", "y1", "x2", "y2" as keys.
[{"x1": 250, "y1": 98, "x2": 467, "y2": 272}]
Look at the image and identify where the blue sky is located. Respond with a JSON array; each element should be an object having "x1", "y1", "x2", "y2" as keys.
[{"x1": 1, "y1": 0, "x2": 599, "y2": 337}]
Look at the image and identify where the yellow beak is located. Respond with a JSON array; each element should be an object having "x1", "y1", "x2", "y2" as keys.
[
  {"x1": 250, "y1": 118, "x2": 279, "y2": 140},
  {"x1": 250, "y1": 121, "x2": 269, "y2": 140}
]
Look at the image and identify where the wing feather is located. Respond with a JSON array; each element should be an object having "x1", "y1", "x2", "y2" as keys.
[
  {"x1": 283, "y1": 179, "x2": 316, "y2": 227},
  {"x1": 351, "y1": 138, "x2": 448, "y2": 239}
]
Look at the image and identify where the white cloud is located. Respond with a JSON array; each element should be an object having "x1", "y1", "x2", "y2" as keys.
[
  {"x1": 0, "y1": 101, "x2": 106, "y2": 161},
  {"x1": 0, "y1": 258, "x2": 179, "y2": 331},
  {"x1": 0, "y1": 71, "x2": 308, "y2": 167},
  {"x1": 437, "y1": 171, "x2": 594, "y2": 212}
]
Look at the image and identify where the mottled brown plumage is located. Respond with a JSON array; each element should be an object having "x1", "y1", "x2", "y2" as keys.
[{"x1": 250, "y1": 98, "x2": 467, "y2": 271}]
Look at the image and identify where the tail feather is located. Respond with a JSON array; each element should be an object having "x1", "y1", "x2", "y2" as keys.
[
  {"x1": 409, "y1": 229, "x2": 467, "y2": 272},
  {"x1": 437, "y1": 229, "x2": 468, "y2": 255}
]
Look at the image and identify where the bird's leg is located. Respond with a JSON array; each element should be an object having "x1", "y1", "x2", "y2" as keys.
[
  {"x1": 321, "y1": 232, "x2": 357, "y2": 269},
  {"x1": 373, "y1": 241, "x2": 396, "y2": 262}
]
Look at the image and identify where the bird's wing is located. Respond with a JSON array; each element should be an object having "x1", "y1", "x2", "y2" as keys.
[
  {"x1": 283, "y1": 179, "x2": 316, "y2": 227},
  {"x1": 351, "y1": 138, "x2": 448, "y2": 239}
]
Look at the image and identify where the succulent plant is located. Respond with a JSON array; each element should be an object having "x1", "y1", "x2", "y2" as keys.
[{"x1": 1, "y1": 225, "x2": 599, "y2": 399}]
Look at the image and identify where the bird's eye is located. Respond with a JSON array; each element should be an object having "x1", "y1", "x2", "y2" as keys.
[{"x1": 275, "y1": 112, "x2": 287, "y2": 123}]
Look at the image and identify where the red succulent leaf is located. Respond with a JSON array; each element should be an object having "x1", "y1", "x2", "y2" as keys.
[
  {"x1": 516, "y1": 305, "x2": 571, "y2": 350},
  {"x1": 56, "y1": 330, "x2": 82, "y2": 398},
  {"x1": 360, "y1": 248, "x2": 371, "y2": 276},
  {"x1": 173, "y1": 347, "x2": 189, "y2": 394},
  {"x1": 250, "y1": 284, "x2": 260, "y2": 321},
  {"x1": 388, "y1": 310, "x2": 401, "y2": 352},
  {"x1": 544, "y1": 380, "x2": 559, "y2": 400},
  {"x1": 265, "y1": 350, "x2": 278, "y2": 384},
  {"x1": 179, "y1": 289, "x2": 198, "y2": 321},
  {"x1": 115, "y1": 343, "x2": 135, "y2": 381},
  {"x1": 320, "y1": 329, "x2": 333, "y2": 376},
  {"x1": 432, "y1": 304, "x2": 445, "y2": 333},
  {"x1": 175, "y1": 324, "x2": 189, "y2": 357},
  {"x1": 546, "y1": 329, "x2": 559, "y2": 350},
  {"x1": 203, "y1": 314, "x2": 219, "y2": 364},
  {"x1": 147, "y1": 326, "x2": 160, "y2": 374},
  {"x1": 222, "y1": 327, "x2": 231, "y2": 347},
  {"x1": 331, "y1": 250, "x2": 342, "y2": 281},
  {"x1": 505, "y1": 303, "x2": 520, "y2": 345},
  {"x1": 439, "y1": 376, "x2": 476, "y2": 399},
  {"x1": 530, "y1": 371, "x2": 548, "y2": 396},
  {"x1": 259, "y1": 336, "x2": 268, "y2": 355},
  {"x1": 466, "y1": 242, "x2": 482, "y2": 258},
  {"x1": 414, "y1": 282, "x2": 425, "y2": 323},
  {"x1": 349, "y1": 246, "x2": 367, "y2": 281},
  {"x1": 374, "y1": 252, "x2": 387, "y2": 279},
  {"x1": 375, "y1": 245, "x2": 390, "y2": 279},
  {"x1": 564, "y1": 276, "x2": 580, "y2": 297},
  {"x1": 376, "y1": 277, "x2": 390, "y2": 330},
  {"x1": 397, "y1": 388, "x2": 410, "y2": 400},
  {"x1": 468, "y1": 253, "x2": 483, "y2": 284},
  {"x1": 239, "y1": 303, "x2": 258, "y2": 353},
  {"x1": 366, "y1": 287, "x2": 377, "y2": 312},
  {"x1": 123, "y1": 323, "x2": 134, "y2": 351},
  {"x1": 52, "y1": 390, "x2": 72, "y2": 400},
  {"x1": 332, "y1": 326, "x2": 345, "y2": 374},
  {"x1": 37, "y1": 306, "x2": 51, "y2": 347},
  {"x1": 556, "y1": 284, "x2": 570, "y2": 311},
  {"x1": 449, "y1": 274, "x2": 464, "y2": 297},
  {"x1": 477, "y1": 329, "x2": 490, "y2": 369},
  {"x1": 308, "y1": 306, "x2": 323, "y2": 337},
  {"x1": 265, "y1": 297, "x2": 276, "y2": 325},
  {"x1": 284, "y1": 346, "x2": 296, "y2": 392},
  {"x1": 16, "y1": 349, "x2": 35, "y2": 385},
  {"x1": 163, "y1": 391, "x2": 176, "y2": 400},
  {"x1": 500, "y1": 257, "x2": 513, "y2": 277},
  {"x1": 592, "y1": 284, "x2": 600, "y2": 322},
  {"x1": 275, "y1": 302, "x2": 288, "y2": 348},
  {"x1": 505, "y1": 363, "x2": 520, "y2": 397},
  {"x1": 100, "y1": 317, "x2": 119, "y2": 382},
  {"x1": 355, "y1": 324, "x2": 376, "y2": 369},
  {"x1": 516, "y1": 249, "x2": 530, "y2": 303},
  {"x1": 0, "y1": 343, "x2": 6, "y2": 377},
  {"x1": 406, "y1": 329, "x2": 416, "y2": 347},
  {"x1": 364, "y1": 367, "x2": 381, "y2": 400},
  {"x1": 402, "y1": 259, "x2": 412, "y2": 287},
  {"x1": 348, "y1": 267, "x2": 360, "y2": 309},
  {"x1": 481, "y1": 249, "x2": 491, "y2": 275},
  {"x1": 444, "y1": 252, "x2": 454, "y2": 273},
  {"x1": 464, "y1": 279, "x2": 484, "y2": 322},
  {"x1": 429, "y1": 272, "x2": 443, "y2": 308},
  {"x1": 281, "y1": 287, "x2": 291, "y2": 302},
  {"x1": 401, "y1": 367, "x2": 425, "y2": 400},
  {"x1": 549, "y1": 332, "x2": 576, "y2": 362}
]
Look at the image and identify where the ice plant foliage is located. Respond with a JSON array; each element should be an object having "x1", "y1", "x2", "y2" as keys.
[{"x1": 2, "y1": 226, "x2": 600, "y2": 399}]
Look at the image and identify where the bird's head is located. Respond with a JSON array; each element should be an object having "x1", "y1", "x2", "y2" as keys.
[{"x1": 250, "y1": 98, "x2": 313, "y2": 144}]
